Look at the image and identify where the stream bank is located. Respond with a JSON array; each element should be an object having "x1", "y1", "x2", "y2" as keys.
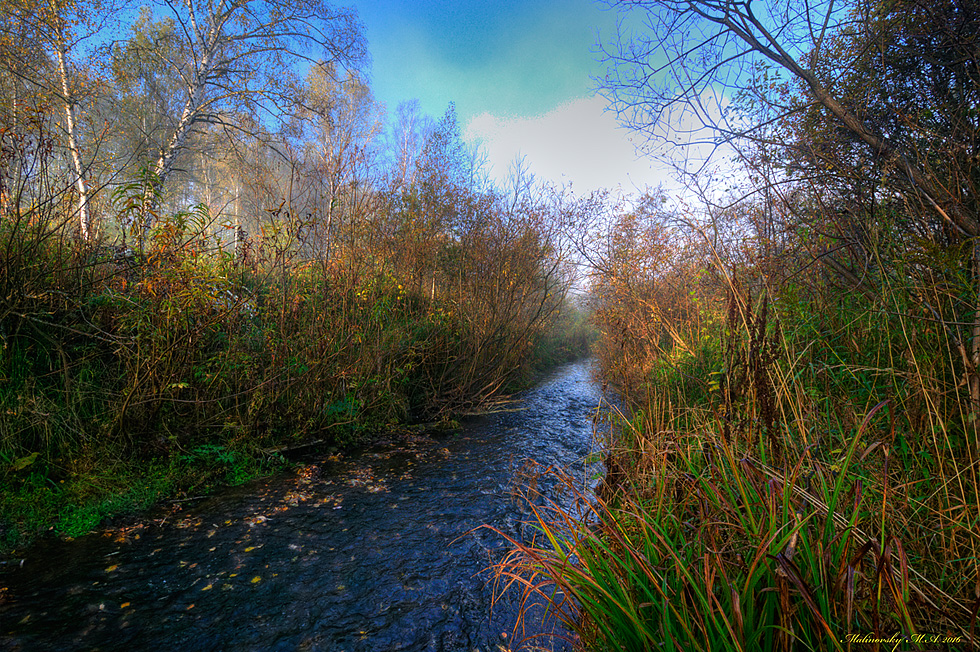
[{"x1": 0, "y1": 359, "x2": 607, "y2": 652}]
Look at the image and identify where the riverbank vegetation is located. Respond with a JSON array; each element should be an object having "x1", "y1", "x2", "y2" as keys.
[
  {"x1": 0, "y1": 1, "x2": 594, "y2": 553},
  {"x1": 497, "y1": 0, "x2": 980, "y2": 649}
]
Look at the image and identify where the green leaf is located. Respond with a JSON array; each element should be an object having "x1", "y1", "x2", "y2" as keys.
[{"x1": 11, "y1": 452, "x2": 39, "y2": 471}]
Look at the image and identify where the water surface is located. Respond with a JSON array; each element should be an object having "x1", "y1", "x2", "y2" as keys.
[{"x1": 0, "y1": 360, "x2": 605, "y2": 651}]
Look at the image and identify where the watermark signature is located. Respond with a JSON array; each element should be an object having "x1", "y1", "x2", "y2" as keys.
[{"x1": 844, "y1": 633, "x2": 966, "y2": 649}]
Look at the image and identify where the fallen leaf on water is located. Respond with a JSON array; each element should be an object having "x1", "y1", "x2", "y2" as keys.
[
  {"x1": 105, "y1": 565, "x2": 118, "y2": 573},
  {"x1": 120, "y1": 602, "x2": 130, "y2": 608},
  {"x1": 201, "y1": 584, "x2": 213, "y2": 592},
  {"x1": 186, "y1": 604, "x2": 194, "y2": 610},
  {"x1": 250, "y1": 576, "x2": 261, "y2": 584}
]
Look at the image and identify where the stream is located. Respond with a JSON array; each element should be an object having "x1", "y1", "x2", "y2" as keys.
[{"x1": 0, "y1": 359, "x2": 606, "y2": 652}]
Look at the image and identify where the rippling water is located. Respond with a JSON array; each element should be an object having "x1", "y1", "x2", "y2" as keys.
[{"x1": 0, "y1": 360, "x2": 606, "y2": 651}]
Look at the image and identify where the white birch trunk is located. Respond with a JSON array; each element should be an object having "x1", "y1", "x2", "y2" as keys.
[
  {"x1": 141, "y1": 36, "x2": 216, "y2": 239},
  {"x1": 55, "y1": 29, "x2": 92, "y2": 241}
]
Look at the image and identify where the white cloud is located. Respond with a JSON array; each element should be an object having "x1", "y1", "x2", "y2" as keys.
[{"x1": 463, "y1": 96, "x2": 676, "y2": 196}]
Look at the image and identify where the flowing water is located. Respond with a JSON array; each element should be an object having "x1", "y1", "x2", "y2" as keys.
[{"x1": 0, "y1": 359, "x2": 606, "y2": 652}]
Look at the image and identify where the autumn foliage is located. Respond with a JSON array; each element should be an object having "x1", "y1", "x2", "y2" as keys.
[
  {"x1": 0, "y1": 73, "x2": 589, "y2": 550},
  {"x1": 493, "y1": 0, "x2": 980, "y2": 649}
]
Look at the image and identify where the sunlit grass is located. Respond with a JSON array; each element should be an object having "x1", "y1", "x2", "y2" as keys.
[
  {"x1": 495, "y1": 397, "x2": 977, "y2": 650},
  {"x1": 498, "y1": 239, "x2": 980, "y2": 650}
]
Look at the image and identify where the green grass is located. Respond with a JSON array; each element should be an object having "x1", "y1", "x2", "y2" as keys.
[
  {"x1": 0, "y1": 449, "x2": 283, "y2": 552},
  {"x1": 496, "y1": 281, "x2": 980, "y2": 651}
]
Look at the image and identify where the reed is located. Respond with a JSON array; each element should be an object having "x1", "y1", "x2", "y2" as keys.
[
  {"x1": 495, "y1": 395, "x2": 977, "y2": 650},
  {"x1": 495, "y1": 211, "x2": 980, "y2": 649}
]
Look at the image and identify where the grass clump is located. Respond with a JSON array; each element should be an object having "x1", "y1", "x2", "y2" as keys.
[
  {"x1": 496, "y1": 401, "x2": 966, "y2": 651},
  {"x1": 493, "y1": 203, "x2": 980, "y2": 650}
]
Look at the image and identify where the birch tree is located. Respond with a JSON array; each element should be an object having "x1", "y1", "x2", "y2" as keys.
[
  {"x1": 110, "y1": 9, "x2": 187, "y2": 185},
  {"x1": 387, "y1": 100, "x2": 432, "y2": 189},
  {"x1": 2, "y1": 0, "x2": 114, "y2": 239},
  {"x1": 133, "y1": 0, "x2": 366, "y2": 231},
  {"x1": 302, "y1": 63, "x2": 383, "y2": 261}
]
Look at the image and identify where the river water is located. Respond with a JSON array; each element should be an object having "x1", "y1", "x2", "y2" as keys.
[{"x1": 0, "y1": 360, "x2": 606, "y2": 652}]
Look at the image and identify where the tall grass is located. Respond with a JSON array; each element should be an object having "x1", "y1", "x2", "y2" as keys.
[
  {"x1": 496, "y1": 398, "x2": 977, "y2": 650},
  {"x1": 493, "y1": 209, "x2": 980, "y2": 650}
]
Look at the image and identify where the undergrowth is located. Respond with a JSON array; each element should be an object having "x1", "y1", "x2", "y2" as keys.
[
  {"x1": 0, "y1": 176, "x2": 585, "y2": 555},
  {"x1": 494, "y1": 214, "x2": 980, "y2": 650}
]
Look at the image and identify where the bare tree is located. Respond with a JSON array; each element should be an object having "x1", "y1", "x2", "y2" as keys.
[
  {"x1": 601, "y1": 0, "x2": 978, "y2": 235},
  {"x1": 387, "y1": 99, "x2": 432, "y2": 189},
  {"x1": 132, "y1": 0, "x2": 366, "y2": 232},
  {"x1": 302, "y1": 63, "x2": 384, "y2": 263},
  {"x1": 3, "y1": 0, "x2": 119, "y2": 240}
]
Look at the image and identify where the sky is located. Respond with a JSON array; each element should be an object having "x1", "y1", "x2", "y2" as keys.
[{"x1": 345, "y1": 0, "x2": 677, "y2": 196}]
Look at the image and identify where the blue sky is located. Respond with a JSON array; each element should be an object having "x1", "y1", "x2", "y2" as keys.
[
  {"x1": 347, "y1": 0, "x2": 612, "y2": 122},
  {"x1": 345, "y1": 0, "x2": 677, "y2": 195}
]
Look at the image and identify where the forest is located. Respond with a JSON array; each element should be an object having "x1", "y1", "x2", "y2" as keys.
[
  {"x1": 0, "y1": 0, "x2": 593, "y2": 551},
  {"x1": 3, "y1": 0, "x2": 980, "y2": 649}
]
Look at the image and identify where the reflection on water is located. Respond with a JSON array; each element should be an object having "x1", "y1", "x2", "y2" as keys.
[{"x1": 0, "y1": 360, "x2": 605, "y2": 651}]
